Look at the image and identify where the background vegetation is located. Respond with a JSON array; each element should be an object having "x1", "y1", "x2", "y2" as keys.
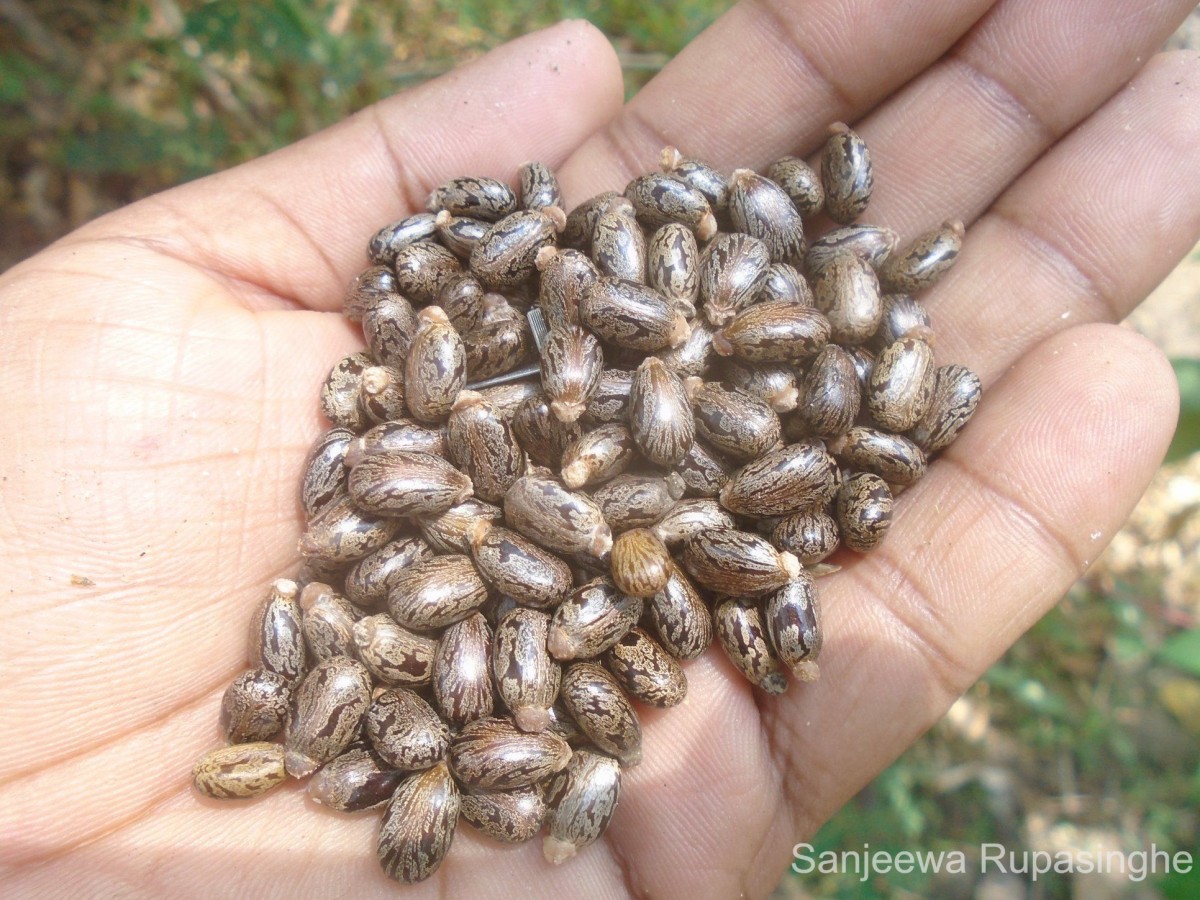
[{"x1": 3, "y1": 2, "x2": 1198, "y2": 896}]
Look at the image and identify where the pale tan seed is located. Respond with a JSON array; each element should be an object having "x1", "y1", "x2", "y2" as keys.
[
  {"x1": 193, "y1": 742, "x2": 287, "y2": 800},
  {"x1": 610, "y1": 528, "x2": 673, "y2": 599}
]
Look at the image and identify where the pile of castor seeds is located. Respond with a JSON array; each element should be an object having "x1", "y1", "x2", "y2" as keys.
[{"x1": 190, "y1": 123, "x2": 981, "y2": 883}]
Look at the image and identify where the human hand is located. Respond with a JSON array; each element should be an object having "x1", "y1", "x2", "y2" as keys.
[{"x1": 2, "y1": 3, "x2": 1198, "y2": 896}]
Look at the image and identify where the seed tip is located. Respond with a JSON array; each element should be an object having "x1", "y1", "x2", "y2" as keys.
[
  {"x1": 780, "y1": 551, "x2": 801, "y2": 579},
  {"x1": 543, "y1": 836, "x2": 578, "y2": 865},
  {"x1": 514, "y1": 706, "x2": 552, "y2": 733},
  {"x1": 793, "y1": 660, "x2": 821, "y2": 682},
  {"x1": 535, "y1": 245, "x2": 559, "y2": 270},
  {"x1": 711, "y1": 329, "x2": 734, "y2": 357},
  {"x1": 659, "y1": 145, "x2": 683, "y2": 171},
  {"x1": 695, "y1": 211, "x2": 718, "y2": 242},
  {"x1": 543, "y1": 205, "x2": 567, "y2": 233},
  {"x1": 434, "y1": 209, "x2": 453, "y2": 227},
  {"x1": 561, "y1": 461, "x2": 588, "y2": 489},
  {"x1": 550, "y1": 399, "x2": 585, "y2": 424}
]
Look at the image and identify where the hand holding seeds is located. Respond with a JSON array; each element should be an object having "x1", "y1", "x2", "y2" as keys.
[{"x1": 0, "y1": 9, "x2": 1197, "y2": 898}]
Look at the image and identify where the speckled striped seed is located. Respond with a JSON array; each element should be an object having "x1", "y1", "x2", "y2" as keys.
[
  {"x1": 907, "y1": 364, "x2": 982, "y2": 453},
  {"x1": 722, "y1": 359, "x2": 799, "y2": 413},
  {"x1": 448, "y1": 716, "x2": 572, "y2": 790},
  {"x1": 308, "y1": 747, "x2": 405, "y2": 812},
  {"x1": 504, "y1": 470, "x2": 613, "y2": 558},
  {"x1": 879, "y1": 220, "x2": 964, "y2": 293},
  {"x1": 470, "y1": 521, "x2": 572, "y2": 609},
  {"x1": 624, "y1": 172, "x2": 717, "y2": 239},
  {"x1": 536, "y1": 247, "x2": 599, "y2": 330},
  {"x1": 363, "y1": 293, "x2": 418, "y2": 369},
  {"x1": 583, "y1": 367, "x2": 633, "y2": 424},
  {"x1": 432, "y1": 613, "x2": 494, "y2": 727},
  {"x1": 649, "y1": 565, "x2": 713, "y2": 661},
  {"x1": 548, "y1": 576, "x2": 643, "y2": 661},
  {"x1": 493, "y1": 607, "x2": 562, "y2": 732},
  {"x1": 283, "y1": 655, "x2": 372, "y2": 777},
  {"x1": 698, "y1": 232, "x2": 772, "y2": 326},
  {"x1": 355, "y1": 365, "x2": 406, "y2": 425},
  {"x1": 404, "y1": 306, "x2": 466, "y2": 424},
  {"x1": 652, "y1": 498, "x2": 736, "y2": 548},
  {"x1": 392, "y1": 241, "x2": 463, "y2": 306},
  {"x1": 659, "y1": 146, "x2": 729, "y2": 214},
  {"x1": 377, "y1": 761, "x2": 460, "y2": 884},
  {"x1": 629, "y1": 356, "x2": 695, "y2": 466},
  {"x1": 299, "y1": 583, "x2": 358, "y2": 661},
  {"x1": 368, "y1": 212, "x2": 438, "y2": 266},
  {"x1": 541, "y1": 324, "x2": 604, "y2": 424},
  {"x1": 714, "y1": 597, "x2": 789, "y2": 694},
  {"x1": 470, "y1": 207, "x2": 566, "y2": 290},
  {"x1": 460, "y1": 784, "x2": 548, "y2": 843},
  {"x1": 346, "y1": 420, "x2": 448, "y2": 466},
  {"x1": 297, "y1": 494, "x2": 401, "y2": 562},
  {"x1": 220, "y1": 669, "x2": 291, "y2": 743},
  {"x1": 248, "y1": 579, "x2": 307, "y2": 683},
  {"x1": 300, "y1": 427, "x2": 353, "y2": 520},
  {"x1": 765, "y1": 575, "x2": 823, "y2": 681},
  {"x1": 447, "y1": 391, "x2": 526, "y2": 503},
  {"x1": 604, "y1": 627, "x2": 687, "y2": 707},
  {"x1": 580, "y1": 277, "x2": 690, "y2": 351},
  {"x1": 366, "y1": 688, "x2": 450, "y2": 771},
  {"x1": 519, "y1": 161, "x2": 562, "y2": 211},
  {"x1": 719, "y1": 441, "x2": 839, "y2": 517},
  {"x1": 434, "y1": 210, "x2": 488, "y2": 260},
  {"x1": 560, "y1": 190, "x2": 619, "y2": 252},
  {"x1": 352, "y1": 614, "x2": 436, "y2": 687},
  {"x1": 821, "y1": 122, "x2": 873, "y2": 224},
  {"x1": 438, "y1": 271, "x2": 488, "y2": 332},
  {"x1": 647, "y1": 223, "x2": 700, "y2": 316},
  {"x1": 386, "y1": 554, "x2": 488, "y2": 631},
  {"x1": 867, "y1": 337, "x2": 937, "y2": 432},
  {"x1": 543, "y1": 750, "x2": 622, "y2": 864},
  {"x1": 770, "y1": 509, "x2": 841, "y2": 565},
  {"x1": 320, "y1": 351, "x2": 373, "y2": 431},
  {"x1": 828, "y1": 426, "x2": 928, "y2": 485},
  {"x1": 343, "y1": 265, "x2": 398, "y2": 322},
  {"x1": 512, "y1": 392, "x2": 583, "y2": 469},
  {"x1": 728, "y1": 168, "x2": 805, "y2": 264},
  {"x1": 765, "y1": 156, "x2": 824, "y2": 216},
  {"x1": 754, "y1": 262, "x2": 813, "y2": 306},
  {"x1": 812, "y1": 252, "x2": 883, "y2": 346},
  {"x1": 560, "y1": 423, "x2": 636, "y2": 489},
  {"x1": 681, "y1": 529, "x2": 801, "y2": 596},
  {"x1": 592, "y1": 472, "x2": 686, "y2": 533},
  {"x1": 478, "y1": 380, "x2": 542, "y2": 419},
  {"x1": 690, "y1": 381, "x2": 782, "y2": 463},
  {"x1": 417, "y1": 497, "x2": 503, "y2": 555},
  {"x1": 874, "y1": 293, "x2": 934, "y2": 350},
  {"x1": 592, "y1": 196, "x2": 647, "y2": 282},
  {"x1": 837, "y1": 472, "x2": 894, "y2": 552},
  {"x1": 347, "y1": 449, "x2": 473, "y2": 518},
  {"x1": 193, "y1": 742, "x2": 287, "y2": 800},
  {"x1": 427, "y1": 175, "x2": 517, "y2": 221},
  {"x1": 712, "y1": 300, "x2": 830, "y2": 364},
  {"x1": 805, "y1": 224, "x2": 898, "y2": 275},
  {"x1": 560, "y1": 662, "x2": 642, "y2": 766},
  {"x1": 462, "y1": 303, "x2": 534, "y2": 381},
  {"x1": 610, "y1": 528, "x2": 672, "y2": 599},
  {"x1": 672, "y1": 436, "x2": 733, "y2": 496}
]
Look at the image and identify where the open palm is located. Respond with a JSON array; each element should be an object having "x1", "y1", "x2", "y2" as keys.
[{"x1": 3, "y1": 2, "x2": 1199, "y2": 896}]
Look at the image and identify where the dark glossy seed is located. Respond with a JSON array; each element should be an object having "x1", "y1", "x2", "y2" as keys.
[
  {"x1": 248, "y1": 579, "x2": 307, "y2": 683},
  {"x1": 366, "y1": 688, "x2": 450, "y2": 771},
  {"x1": 343, "y1": 266, "x2": 398, "y2": 322},
  {"x1": 872, "y1": 293, "x2": 934, "y2": 351},
  {"x1": 462, "y1": 304, "x2": 534, "y2": 381},
  {"x1": 652, "y1": 498, "x2": 736, "y2": 548},
  {"x1": 582, "y1": 367, "x2": 633, "y2": 425},
  {"x1": 297, "y1": 494, "x2": 401, "y2": 563},
  {"x1": 471, "y1": 207, "x2": 565, "y2": 290},
  {"x1": 356, "y1": 365, "x2": 407, "y2": 425},
  {"x1": 346, "y1": 420, "x2": 448, "y2": 467},
  {"x1": 300, "y1": 427, "x2": 353, "y2": 521},
  {"x1": 220, "y1": 669, "x2": 291, "y2": 743},
  {"x1": 812, "y1": 252, "x2": 883, "y2": 345},
  {"x1": 625, "y1": 173, "x2": 717, "y2": 239},
  {"x1": 712, "y1": 300, "x2": 830, "y2": 364},
  {"x1": 561, "y1": 190, "x2": 619, "y2": 252},
  {"x1": 392, "y1": 241, "x2": 463, "y2": 306},
  {"x1": 690, "y1": 381, "x2": 782, "y2": 463},
  {"x1": 560, "y1": 662, "x2": 641, "y2": 766},
  {"x1": 377, "y1": 761, "x2": 460, "y2": 884},
  {"x1": 387, "y1": 554, "x2": 488, "y2": 631},
  {"x1": 404, "y1": 306, "x2": 466, "y2": 423},
  {"x1": 543, "y1": 750, "x2": 622, "y2": 865},
  {"x1": 610, "y1": 528, "x2": 672, "y2": 599},
  {"x1": 536, "y1": 247, "x2": 599, "y2": 330},
  {"x1": 432, "y1": 613, "x2": 494, "y2": 727},
  {"x1": 461, "y1": 783, "x2": 548, "y2": 843},
  {"x1": 765, "y1": 575, "x2": 823, "y2": 681},
  {"x1": 434, "y1": 210, "x2": 488, "y2": 260},
  {"x1": 470, "y1": 522, "x2": 573, "y2": 609},
  {"x1": 660, "y1": 146, "x2": 729, "y2": 215},
  {"x1": 604, "y1": 627, "x2": 687, "y2": 707},
  {"x1": 417, "y1": 497, "x2": 503, "y2": 555},
  {"x1": 449, "y1": 716, "x2": 572, "y2": 790},
  {"x1": 427, "y1": 175, "x2": 517, "y2": 221},
  {"x1": 828, "y1": 426, "x2": 928, "y2": 485},
  {"x1": 438, "y1": 271, "x2": 488, "y2": 333},
  {"x1": 649, "y1": 565, "x2": 713, "y2": 660},
  {"x1": 592, "y1": 197, "x2": 646, "y2": 283},
  {"x1": 907, "y1": 364, "x2": 982, "y2": 454},
  {"x1": 545, "y1": 699, "x2": 586, "y2": 746},
  {"x1": 867, "y1": 338, "x2": 937, "y2": 432},
  {"x1": 721, "y1": 359, "x2": 799, "y2": 413},
  {"x1": 493, "y1": 607, "x2": 561, "y2": 733},
  {"x1": 682, "y1": 529, "x2": 800, "y2": 596},
  {"x1": 193, "y1": 742, "x2": 287, "y2": 800},
  {"x1": 592, "y1": 473, "x2": 686, "y2": 533},
  {"x1": 308, "y1": 747, "x2": 405, "y2": 811},
  {"x1": 714, "y1": 597, "x2": 788, "y2": 693},
  {"x1": 755, "y1": 262, "x2": 813, "y2": 306},
  {"x1": 719, "y1": 441, "x2": 839, "y2": 517},
  {"x1": 728, "y1": 169, "x2": 805, "y2": 264},
  {"x1": 519, "y1": 161, "x2": 562, "y2": 211},
  {"x1": 837, "y1": 472, "x2": 894, "y2": 552},
  {"x1": 478, "y1": 379, "x2": 542, "y2": 418},
  {"x1": 821, "y1": 122, "x2": 873, "y2": 224},
  {"x1": 765, "y1": 156, "x2": 824, "y2": 216},
  {"x1": 561, "y1": 423, "x2": 636, "y2": 489},
  {"x1": 847, "y1": 345, "x2": 876, "y2": 391},
  {"x1": 353, "y1": 614, "x2": 436, "y2": 687},
  {"x1": 879, "y1": 220, "x2": 964, "y2": 292},
  {"x1": 299, "y1": 582, "x2": 358, "y2": 661},
  {"x1": 656, "y1": 317, "x2": 717, "y2": 378},
  {"x1": 771, "y1": 509, "x2": 840, "y2": 565},
  {"x1": 368, "y1": 212, "x2": 439, "y2": 266},
  {"x1": 672, "y1": 436, "x2": 733, "y2": 497},
  {"x1": 698, "y1": 232, "x2": 772, "y2": 326},
  {"x1": 798, "y1": 344, "x2": 861, "y2": 440},
  {"x1": 504, "y1": 470, "x2": 614, "y2": 558},
  {"x1": 541, "y1": 324, "x2": 604, "y2": 424},
  {"x1": 363, "y1": 293, "x2": 419, "y2": 369},
  {"x1": 447, "y1": 391, "x2": 525, "y2": 503},
  {"x1": 320, "y1": 351, "x2": 373, "y2": 431},
  {"x1": 629, "y1": 356, "x2": 695, "y2": 466},
  {"x1": 806, "y1": 224, "x2": 898, "y2": 275},
  {"x1": 647, "y1": 223, "x2": 700, "y2": 316},
  {"x1": 512, "y1": 392, "x2": 582, "y2": 468},
  {"x1": 283, "y1": 656, "x2": 372, "y2": 777},
  {"x1": 580, "y1": 277, "x2": 690, "y2": 351},
  {"x1": 548, "y1": 576, "x2": 643, "y2": 661},
  {"x1": 348, "y1": 449, "x2": 473, "y2": 517}
]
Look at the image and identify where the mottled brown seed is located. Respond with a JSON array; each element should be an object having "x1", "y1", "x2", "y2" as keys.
[
  {"x1": 847, "y1": 345, "x2": 877, "y2": 391},
  {"x1": 874, "y1": 293, "x2": 934, "y2": 349},
  {"x1": 493, "y1": 607, "x2": 562, "y2": 733},
  {"x1": 879, "y1": 220, "x2": 964, "y2": 293},
  {"x1": 561, "y1": 423, "x2": 636, "y2": 489},
  {"x1": 821, "y1": 122, "x2": 873, "y2": 224},
  {"x1": 519, "y1": 161, "x2": 562, "y2": 211},
  {"x1": 672, "y1": 436, "x2": 733, "y2": 497},
  {"x1": 353, "y1": 614, "x2": 436, "y2": 687},
  {"x1": 248, "y1": 579, "x2": 307, "y2": 683},
  {"x1": 580, "y1": 277, "x2": 689, "y2": 351},
  {"x1": 417, "y1": 497, "x2": 503, "y2": 555},
  {"x1": 343, "y1": 265, "x2": 397, "y2": 322},
  {"x1": 727, "y1": 169, "x2": 805, "y2": 264},
  {"x1": 610, "y1": 528, "x2": 672, "y2": 599},
  {"x1": 295, "y1": 557, "x2": 349, "y2": 597},
  {"x1": 867, "y1": 338, "x2": 937, "y2": 432},
  {"x1": 449, "y1": 716, "x2": 572, "y2": 790},
  {"x1": 299, "y1": 583, "x2": 358, "y2": 661},
  {"x1": 193, "y1": 742, "x2": 288, "y2": 800},
  {"x1": 604, "y1": 627, "x2": 687, "y2": 707},
  {"x1": 754, "y1": 262, "x2": 813, "y2": 306},
  {"x1": 592, "y1": 472, "x2": 686, "y2": 533},
  {"x1": 512, "y1": 392, "x2": 583, "y2": 468},
  {"x1": 908, "y1": 364, "x2": 982, "y2": 454},
  {"x1": 220, "y1": 669, "x2": 291, "y2": 743},
  {"x1": 698, "y1": 232, "x2": 772, "y2": 326},
  {"x1": 659, "y1": 146, "x2": 730, "y2": 215},
  {"x1": 368, "y1": 212, "x2": 439, "y2": 267},
  {"x1": 829, "y1": 426, "x2": 928, "y2": 485},
  {"x1": 629, "y1": 356, "x2": 695, "y2": 466},
  {"x1": 345, "y1": 419, "x2": 448, "y2": 467},
  {"x1": 297, "y1": 494, "x2": 401, "y2": 562},
  {"x1": 447, "y1": 391, "x2": 526, "y2": 503},
  {"x1": 682, "y1": 529, "x2": 800, "y2": 596},
  {"x1": 438, "y1": 271, "x2": 488, "y2": 333},
  {"x1": 765, "y1": 156, "x2": 825, "y2": 216},
  {"x1": 300, "y1": 427, "x2": 353, "y2": 521},
  {"x1": 812, "y1": 252, "x2": 883, "y2": 345},
  {"x1": 461, "y1": 783, "x2": 548, "y2": 843},
  {"x1": 647, "y1": 222, "x2": 701, "y2": 316},
  {"x1": 656, "y1": 316, "x2": 717, "y2": 378},
  {"x1": 582, "y1": 367, "x2": 633, "y2": 425},
  {"x1": 548, "y1": 576, "x2": 644, "y2": 661},
  {"x1": 320, "y1": 351, "x2": 373, "y2": 431},
  {"x1": 837, "y1": 472, "x2": 894, "y2": 552},
  {"x1": 478, "y1": 379, "x2": 542, "y2": 419},
  {"x1": 387, "y1": 554, "x2": 488, "y2": 631},
  {"x1": 377, "y1": 761, "x2": 460, "y2": 884},
  {"x1": 427, "y1": 175, "x2": 517, "y2": 221},
  {"x1": 363, "y1": 293, "x2": 419, "y2": 369},
  {"x1": 504, "y1": 470, "x2": 614, "y2": 558},
  {"x1": 536, "y1": 247, "x2": 599, "y2": 330},
  {"x1": 308, "y1": 747, "x2": 405, "y2": 812},
  {"x1": 348, "y1": 449, "x2": 473, "y2": 517},
  {"x1": 805, "y1": 224, "x2": 898, "y2": 275},
  {"x1": 690, "y1": 381, "x2": 782, "y2": 463},
  {"x1": 283, "y1": 655, "x2": 372, "y2": 777},
  {"x1": 560, "y1": 190, "x2": 619, "y2": 252},
  {"x1": 712, "y1": 300, "x2": 830, "y2": 364},
  {"x1": 719, "y1": 441, "x2": 839, "y2": 517},
  {"x1": 714, "y1": 597, "x2": 788, "y2": 694},
  {"x1": 560, "y1": 662, "x2": 642, "y2": 766},
  {"x1": 432, "y1": 613, "x2": 494, "y2": 727},
  {"x1": 764, "y1": 575, "x2": 823, "y2": 681},
  {"x1": 592, "y1": 196, "x2": 646, "y2": 283},
  {"x1": 721, "y1": 359, "x2": 799, "y2": 413},
  {"x1": 541, "y1": 324, "x2": 604, "y2": 424},
  {"x1": 470, "y1": 207, "x2": 565, "y2": 290},
  {"x1": 648, "y1": 564, "x2": 713, "y2": 661},
  {"x1": 798, "y1": 344, "x2": 861, "y2": 440},
  {"x1": 624, "y1": 172, "x2": 717, "y2": 239},
  {"x1": 652, "y1": 498, "x2": 736, "y2": 548},
  {"x1": 404, "y1": 306, "x2": 467, "y2": 423},
  {"x1": 771, "y1": 509, "x2": 840, "y2": 565},
  {"x1": 462, "y1": 302, "x2": 535, "y2": 381},
  {"x1": 434, "y1": 210, "x2": 488, "y2": 260},
  {"x1": 392, "y1": 241, "x2": 463, "y2": 306},
  {"x1": 470, "y1": 521, "x2": 573, "y2": 609},
  {"x1": 543, "y1": 750, "x2": 622, "y2": 865},
  {"x1": 356, "y1": 365, "x2": 407, "y2": 425},
  {"x1": 366, "y1": 688, "x2": 450, "y2": 771}
]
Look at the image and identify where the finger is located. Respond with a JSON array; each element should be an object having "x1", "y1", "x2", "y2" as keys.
[
  {"x1": 557, "y1": 0, "x2": 999, "y2": 198},
  {"x1": 61, "y1": 21, "x2": 624, "y2": 311},
  {"x1": 927, "y1": 51, "x2": 1200, "y2": 382},
  {"x1": 760, "y1": 324, "x2": 1178, "y2": 840}
]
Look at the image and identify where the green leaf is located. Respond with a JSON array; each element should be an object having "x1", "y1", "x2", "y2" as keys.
[
  {"x1": 1159, "y1": 628, "x2": 1200, "y2": 678},
  {"x1": 1166, "y1": 358, "x2": 1200, "y2": 463}
]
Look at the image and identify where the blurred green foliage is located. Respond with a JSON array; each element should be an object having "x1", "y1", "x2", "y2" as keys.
[{"x1": 1167, "y1": 358, "x2": 1200, "y2": 463}]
